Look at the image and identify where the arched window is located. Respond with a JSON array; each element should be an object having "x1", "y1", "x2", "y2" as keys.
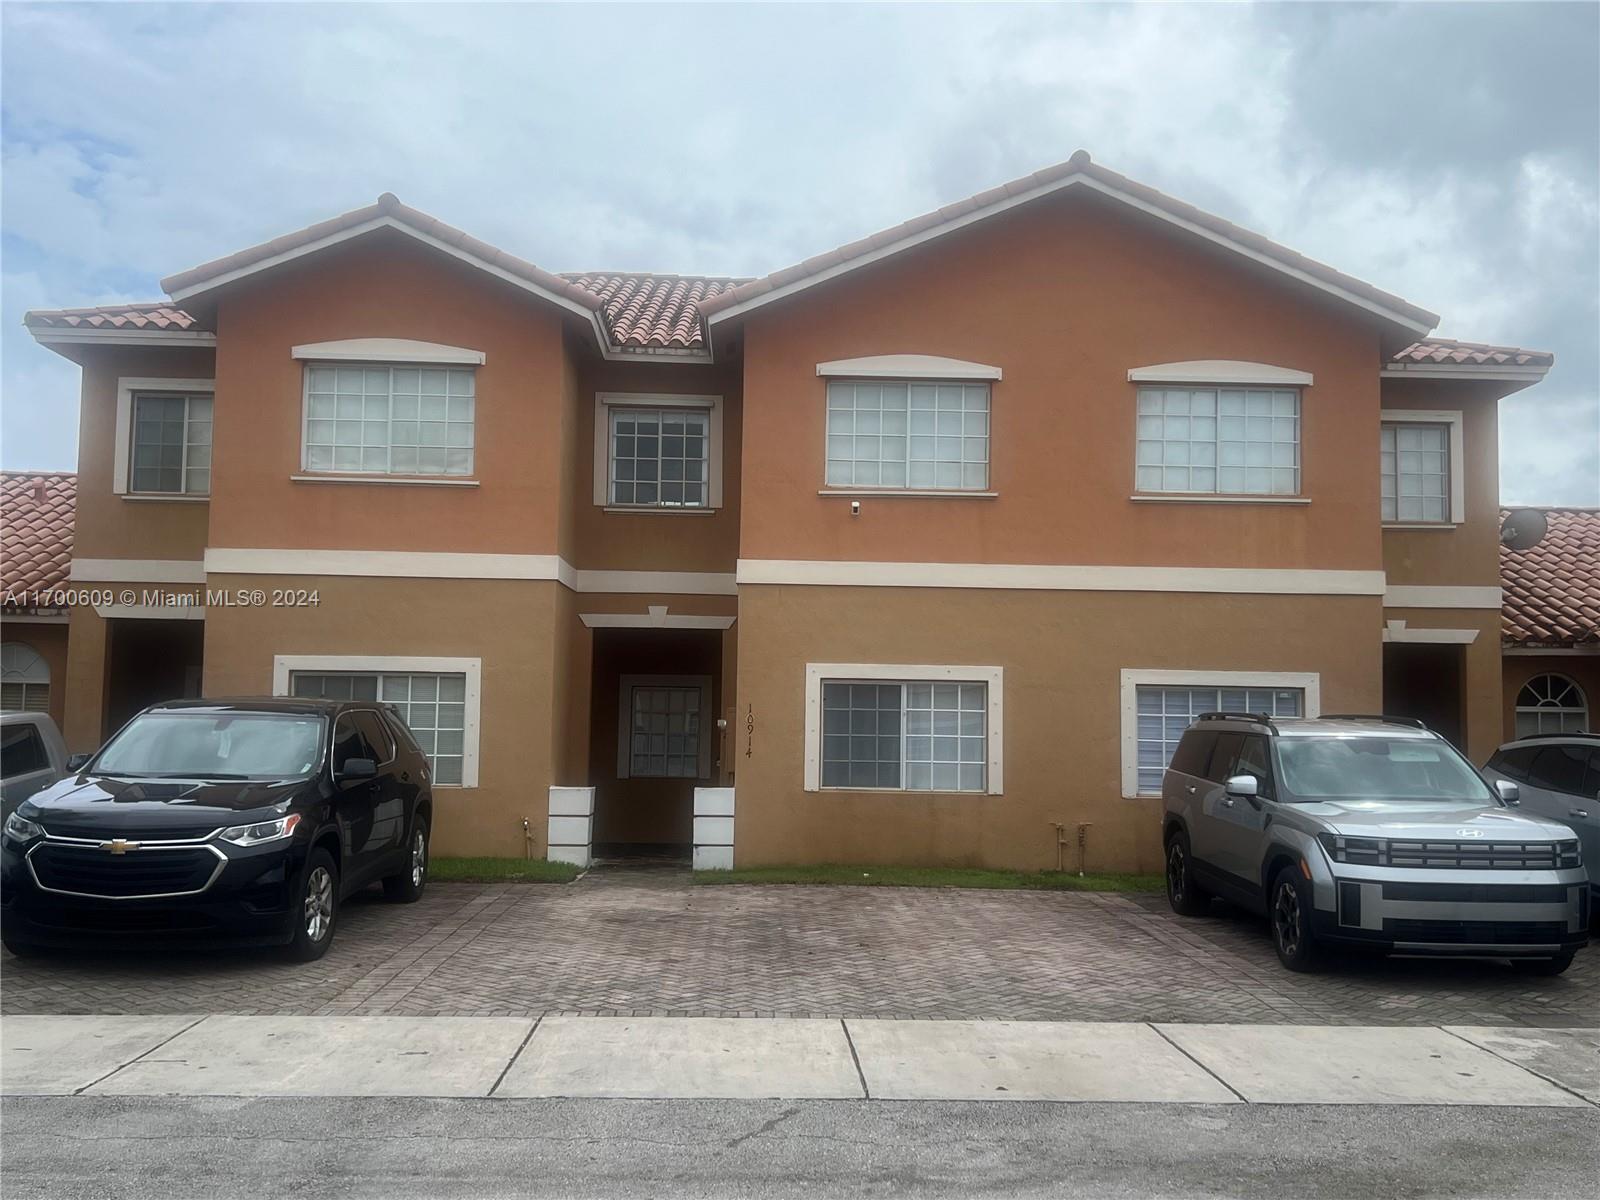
[
  {"x1": 1515, "y1": 674, "x2": 1589, "y2": 736},
  {"x1": 0, "y1": 643, "x2": 50, "y2": 713}
]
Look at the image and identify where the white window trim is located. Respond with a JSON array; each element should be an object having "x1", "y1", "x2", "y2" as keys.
[
  {"x1": 1118, "y1": 668, "x2": 1321, "y2": 799},
  {"x1": 271, "y1": 654, "x2": 482, "y2": 788},
  {"x1": 593, "y1": 392, "x2": 724, "y2": 510},
  {"x1": 114, "y1": 377, "x2": 216, "y2": 496},
  {"x1": 292, "y1": 338, "x2": 485, "y2": 365},
  {"x1": 616, "y1": 674, "x2": 714, "y2": 780},
  {"x1": 1128, "y1": 361, "x2": 1313, "y2": 386},
  {"x1": 1381, "y1": 409, "x2": 1465, "y2": 526},
  {"x1": 816, "y1": 355, "x2": 1002, "y2": 381},
  {"x1": 803, "y1": 663, "x2": 1004, "y2": 794},
  {"x1": 300, "y1": 362, "x2": 478, "y2": 479}
]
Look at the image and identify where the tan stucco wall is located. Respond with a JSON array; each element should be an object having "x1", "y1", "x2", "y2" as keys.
[
  {"x1": 732, "y1": 584, "x2": 1383, "y2": 872},
  {"x1": 1502, "y1": 653, "x2": 1600, "y2": 742},
  {"x1": 736, "y1": 191, "x2": 1387, "y2": 573},
  {"x1": 69, "y1": 345, "x2": 214, "y2": 563},
  {"x1": 201, "y1": 573, "x2": 563, "y2": 857},
  {"x1": 205, "y1": 236, "x2": 572, "y2": 556},
  {"x1": 1380, "y1": 379, "x2": 1506, "y2": 588},
  {"x1": 2, "y1": 619, "x2": 70, "y2": 730}
]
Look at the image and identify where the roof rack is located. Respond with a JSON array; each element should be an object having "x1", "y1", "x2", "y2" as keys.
[
  {"x1": 1319, "y1": 714, "x2": 1430, "y2": 730},
  {"x1": 1195, "y1": 711, "x2": 1276, "y2": 727},
  {"x1": 1512, "y1": 730, "x2": 1600, "y2": 742}
]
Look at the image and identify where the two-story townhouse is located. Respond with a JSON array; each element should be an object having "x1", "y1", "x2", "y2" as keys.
[{"x1": 24, "y1": 152, "x2": 1552, "y2": 872}]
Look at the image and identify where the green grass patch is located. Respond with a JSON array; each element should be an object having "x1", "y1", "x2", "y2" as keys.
[
  {"x1": 692, "y1": 864, "x2": 1164, "y2": 893},
  {"x1": 430, "y1": 857, "x2": 581, "y2": 884}
]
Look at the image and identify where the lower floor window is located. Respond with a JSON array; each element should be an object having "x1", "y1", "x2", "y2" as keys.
[
  {"x1": 1515, "y1": 674, "x2": 1589, "y2": 736},
  {"x1": 821, "y1": 680, "x2": 988, "y2": 792},
  {"x1": 0, "y1": 682, "x2": 49, "y2": 713},
  {"x1": 628, "y1": 685, "x2": 703, "y2": 778},
  {"x1": 1136, "y1": 685, "x2": 1303, "y2": 793},
  {"x1": 290, "y1": 670, "x2": 467, "y2": 784}
]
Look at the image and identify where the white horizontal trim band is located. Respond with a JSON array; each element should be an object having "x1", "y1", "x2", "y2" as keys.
[
  {"x1": 1383, "y1": 585, "x2": 1502, "y2": 609},
  {"x1": 203, "y1": 549, "x2": 737, "y2": 594},
  {"x1": 737, "y1": 559, "x2": 1386, "y2": 595},
  {"x1": 1128, "y1": 360, "x2": 1313, "y2": 386},
  {"x1": 292, "y1": 338, "x2": 485, "y2": 365},
  {"x1": 71, "y1": 558, "x2": 207, "y2": 584},
  {"x1": 815, "y1": 354, "x2": 1002, "y2": 381}
]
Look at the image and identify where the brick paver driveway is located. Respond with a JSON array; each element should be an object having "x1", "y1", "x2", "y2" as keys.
[{"x1": 2, "y1": 868, "x2": 1594, "y2": 1026}]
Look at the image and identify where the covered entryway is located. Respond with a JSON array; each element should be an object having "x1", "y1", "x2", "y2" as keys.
[
  {"x1": 1382, "y1": 641, "x2": 1465, "y2": 747},
  {"x1": 588, "y1": 627, "x2": 725, "y2": 860},
  {"x1": 104, "y1": 617, "x2": 203, "y2": 736}
]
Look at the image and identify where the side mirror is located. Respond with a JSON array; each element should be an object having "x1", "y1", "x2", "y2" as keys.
[
  {"x1": 1225, "y1": 774, "x2": 1260, "y2": 799},
  {"x1": 66, "y1": 753, "x2": 90, "y2": 771},
  {"x1": 338, "y1": 757, "x2": 378, "y2": 782},
  {"x1": 1495, "y1": 779, "x2": 1520, "y2": 806}
]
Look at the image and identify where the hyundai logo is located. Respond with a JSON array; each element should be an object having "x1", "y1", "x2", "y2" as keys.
[{"x1": 1455, "y1": 829, "x2": 1484, "y2": 838}]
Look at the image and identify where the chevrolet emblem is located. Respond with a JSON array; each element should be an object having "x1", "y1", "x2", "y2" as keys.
[{"x1": 100, "y1": 839, "x2": 141, "y2": 855}]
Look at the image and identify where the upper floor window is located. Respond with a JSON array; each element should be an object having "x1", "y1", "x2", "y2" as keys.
[
  {"x1": 1135, "y1": 387, "x2": 1299, "y2": 496},
  {"x1": 594, "y1": 393, "x2": 723, "y2": 510},
  {"x1": 825, "y1": 381, "x2": 990, "y2": 490},
  {"x1": 132, "y1": 392, "x2": 212, "y2": 495},
  {"x1": 1380, "y1": 411, "x2": 1462, "y2": 525},
  {"x1": 302, "y1": 365, "x2": 475, "y2": 477}
]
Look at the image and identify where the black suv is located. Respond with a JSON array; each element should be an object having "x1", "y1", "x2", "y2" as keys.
[{"x1": 0, "y1": 698, "x2": 433, "y2": 961}]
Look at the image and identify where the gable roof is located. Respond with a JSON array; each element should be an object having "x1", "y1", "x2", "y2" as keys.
[
  {"x1": 561, "y1": 273, "x2": 748, "y2": 351},
  {"x1": 1501, "y1": 508, "x2": 1600, "y2": 647},
  {"x1": 695, "y1": 150, "x2": 1440, "y2": 335},
  {"x1": 1389, "y1": 337, "x2": 1554, "y2": 382},
  {"x1": 1, "y1": 472, "x2": 76, "y2": 603}
]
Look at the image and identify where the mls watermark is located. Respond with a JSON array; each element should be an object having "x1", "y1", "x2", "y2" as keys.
[{"x1": 2, "y1": 588, "x2": 320, "y2": 608}]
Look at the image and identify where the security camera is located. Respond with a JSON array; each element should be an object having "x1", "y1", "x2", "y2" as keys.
[{"x1": 850, "y1": 500, "x2": 861, "y2": 516}]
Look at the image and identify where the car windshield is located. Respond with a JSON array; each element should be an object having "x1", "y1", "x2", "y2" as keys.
[
  {"x1": 94, "y1": 712, "x2": 325, "y2": 779},
  {"x1": 1276, "y1": 736, "x2": 1493, "y2": 803}
]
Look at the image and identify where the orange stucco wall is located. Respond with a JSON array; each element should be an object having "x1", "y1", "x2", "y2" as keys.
[
  {"x1": 206, "y1": 235, "x2": 573, "y2": 555},
  {"x1": 737, "y1": 191, "x2": 1386, "y2": 571}
]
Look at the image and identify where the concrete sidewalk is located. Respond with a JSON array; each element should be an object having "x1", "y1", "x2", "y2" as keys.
[{"x1": 2, "y1": 1014, "x2": 1596, "y2": 1106}]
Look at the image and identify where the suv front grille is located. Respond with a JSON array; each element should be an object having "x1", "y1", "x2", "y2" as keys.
[
  {"x1": 1384, "y1": 919, "x2": 1568, "y2": 945},
  {"x1": 1322, "y1": 834, "x2": 1581, "y2": 870},
  {"x1": 29, "y1": 843, "x2": 225, "y2": 899}
]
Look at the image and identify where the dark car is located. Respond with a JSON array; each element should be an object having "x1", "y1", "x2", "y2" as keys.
[{"x1": 0, "y1": 698, "x2": 433, "y2": 962}]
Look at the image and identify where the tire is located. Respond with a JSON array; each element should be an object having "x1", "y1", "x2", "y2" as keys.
[
  {"x1": 383, "y1": 816, "x2": 429, "y2": 903},
  {"x1": 1165, "y1": 830, "x2": 1212, "y2": 917},
  {"x1": 1269, "y1": 865, "x2": 1321, "y2": 972},
  {"x1": 280, "y1": 848, "x2": 338, "y2": 963},
  {"x1": 2, "y1": 936, "x2": 43, "y2": 959},
  {"x1": 1511, "y1": 951, "x2": 1576, "y2": 977}
]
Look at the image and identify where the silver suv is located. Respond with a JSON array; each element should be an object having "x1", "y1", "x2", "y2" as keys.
[{"x1": 1161, "y1": 713, "x2": 1590, "y2": 974}]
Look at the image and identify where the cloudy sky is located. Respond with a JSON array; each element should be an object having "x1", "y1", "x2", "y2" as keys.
[{"x1": 3, "y1": 1, "x2": 1596, "y2": 503}]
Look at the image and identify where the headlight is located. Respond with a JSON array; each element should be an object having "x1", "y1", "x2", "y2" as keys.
[
  {"x1": 1317, "y1": 833, "x2": 1385, "y2": 864},
  {"x1": 218, "y1": 813, "x2": 302, "y2": 847},
  {"x1": 3, "y1": 811, "x2": 43, "y2": 843}
]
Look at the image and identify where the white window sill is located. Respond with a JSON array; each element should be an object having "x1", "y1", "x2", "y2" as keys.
[
  {"x1": 1130, "y1": 494, "x2": 1309, "y2": 506},
  {"x1": 601, "y1": 505, "x2": 718, "y2": 516},
  {"x1": 290, "y1": 474, "x2": 480, "y2": 488},
  {"x1": 120, "y1": 493, "x2": 209, "y2": 503},
  {"x1": 819, "y1": 489, "x2": 998, "y2": 500},
  {"x1": 1383, "y1": 522, "x2": 1458, "y2": 531},
  {"x1": 817, "y1": 787, "x2": 995, "y2": 797}
]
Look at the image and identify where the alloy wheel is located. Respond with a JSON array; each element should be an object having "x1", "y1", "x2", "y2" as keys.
[
  {"x1": 304, "y1": 866, "x2": 334, "y2": 942},
  {"x1": 1167, "y1": 842, "x2": 1187, "y2": 904},
  {"x1": 410, "y1": 829, "x2": 427, "y2": 888},
  {"x1": 1272, "y1": 880, "x2": 1302, "y2": 958}
]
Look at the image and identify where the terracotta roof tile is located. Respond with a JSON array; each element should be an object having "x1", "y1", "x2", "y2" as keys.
[
  {"x1": 1501, "y1": 508, "x2": 1600, "y2": 646},
  {"x1": 561, "y1": 273, "x2": 748, "y2": 351},
  {"x1": 1395, "y1": 338, "x2": 1554, "y2": 368},
  {"x1": 1, "y1": 472, "x2": 75, "y2": 601},
  {"x1": 695, "y1": 150, "x2": 1440, "y2": 330},
  {"x1": 23, "y1": 303, "x2": 202, "y2": 331}
]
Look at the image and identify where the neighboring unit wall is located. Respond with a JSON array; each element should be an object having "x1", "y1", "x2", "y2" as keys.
[{"x1": 733, "y1": 585, "x2": 1381, "y2": 872}]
